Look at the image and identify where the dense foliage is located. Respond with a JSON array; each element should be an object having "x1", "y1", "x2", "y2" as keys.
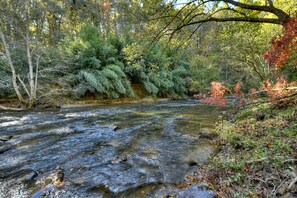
[
  {"x1": 62, "y1": 25, "x2": 134, "y2": 99},
  {"x1": 0, "y1": 0, "x2": 296, "y2": 107},
  {"x1": 61, "y1": 24, "x2": 190, "y2": 99},
  {"x1": 0, "y1": 1, "x2": 191, "y2": 104}
]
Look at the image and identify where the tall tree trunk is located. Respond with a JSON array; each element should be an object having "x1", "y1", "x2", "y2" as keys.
[
  {"x1": 26, "y1": 30, "x2": 36, "y2": 102},
  {"x1": 26, "y1": 0, "x2": 36, "y2": 107},
  {"x1": 0, "y1": 29, "x2": 26, "y2": 104}
]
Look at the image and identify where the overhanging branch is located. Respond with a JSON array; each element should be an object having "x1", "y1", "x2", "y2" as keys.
[
  {"x1": 195, "y1": 16, "x2": 282, "y2": 24},
  {"x1": 175, "y1": 17, "x2": 282, "y2": 32},
  {"x1": 152, "y1": 0, "x2": 292, "y2": 43},
  {"x1": 207, "y1": 0, "x2": 290, "y2": 23}
]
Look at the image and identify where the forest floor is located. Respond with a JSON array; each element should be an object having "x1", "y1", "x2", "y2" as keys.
[{"x1": 185, "y1": 99, "x2": 297, "y2": 197}]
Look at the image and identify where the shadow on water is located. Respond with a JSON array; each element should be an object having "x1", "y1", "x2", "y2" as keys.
[{"x1": 0, "y1": 100, "x2": 219, "y2": 197}]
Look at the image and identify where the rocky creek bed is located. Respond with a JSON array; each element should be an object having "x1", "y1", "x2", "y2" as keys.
[{"x1": 0, "y1": 100, "x2": 220, "y2": 197}]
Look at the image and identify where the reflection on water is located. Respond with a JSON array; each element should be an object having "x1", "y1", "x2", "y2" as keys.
[{"x1": 0, "y1": 100, "x2": 219, "y2": 197}]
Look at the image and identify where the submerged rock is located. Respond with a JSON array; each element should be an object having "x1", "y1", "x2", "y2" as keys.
[
  {"x1": 0, "y1": 135, "x2": 13, "y2": 142},
  {"x1": 199, "y1": 128, "x2": 218, "y2": 140},
  {"x1": 30, "y1": 168, "x2": 65, "y2": 198},
  {"x1": 89, "y1": 184, "x2": 114, "y2": 196},
  {"x1": 24, "y1": 171, "x2": 38, "y2": 181},
  {"x1": 0, "y1": 143, "x2": 14, "y2": 154},
  {"x1": 53, "y1": 170, "x2": 64, "y2": 187},
  {"x1": 141, "y1": 150, "x2": 160, "y2": 155}
]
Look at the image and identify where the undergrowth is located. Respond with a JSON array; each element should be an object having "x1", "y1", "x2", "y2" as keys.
[{"x1": 186, "y1": 99, "x2": 297, "y2": 197}]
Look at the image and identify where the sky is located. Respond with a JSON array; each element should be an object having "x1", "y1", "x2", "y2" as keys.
[
  {"x1": 174, "y1": 0, "x2": 191, "y2": 8},
  {"x1": 175, "y1": 0, "x2": 189, "y2": 5}
]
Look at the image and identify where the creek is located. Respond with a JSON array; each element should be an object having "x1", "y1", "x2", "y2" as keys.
[{"x1": 0, "y1": 100, "x2": 220, "y2": 198}]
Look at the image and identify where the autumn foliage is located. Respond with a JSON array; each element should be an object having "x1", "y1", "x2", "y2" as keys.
[
  {"x1": 264, "y1": 13, "x2": 297, "y2": 68},
  {"x1": 194, "y1": 82, "x2": 249, "y2": 107},
  {"x1": 261, "y1": 76, "x2": 297, "y2": 103},
  {"x1": 195, "y1": 76, "x2": 296, "y2": 107},
  {"x1": 234, "y1": 82, "x2": 245, "y2": 98},
  {"x1": 196, "y1": 14, "x2": 297, "y2": 107},
  {"x1": 194, "y1": 82, "x2": 234, "y2": 106},
  {"x1": 261, "y1": 14, "x2": 297, "y2": 104}
]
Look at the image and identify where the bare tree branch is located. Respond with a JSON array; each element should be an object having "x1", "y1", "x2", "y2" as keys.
[
  {"x1": 17, "y1": 75, "x2": 31, "y2": 98},
  {"x1": 150, "y1": 0, "x2": 198, "y2": 46}
]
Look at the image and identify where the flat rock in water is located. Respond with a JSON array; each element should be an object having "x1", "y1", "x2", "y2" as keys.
[
  {"x1": 199, "y1": 128, "x2": 218, "y2": 140},
  {"x1": 141, "y1": 150, "x2": 160, "y2": 155},
  {"x1": 184, "y1": 143, "x2": 214, "y2": 165}
]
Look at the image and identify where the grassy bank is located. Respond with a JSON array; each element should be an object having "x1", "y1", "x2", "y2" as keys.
[{"x1": 186, "y1": 99, "x2": 297, "y2": 197}]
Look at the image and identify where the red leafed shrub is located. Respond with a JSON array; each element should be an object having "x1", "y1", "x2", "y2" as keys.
[
  {"x1": 193, "y1": 93, "x2": 206, "y2": 99},
  {"x1": 194, "y1": 82, "x2": 248, "y2": 107},
  {"x1": 196, "y1": 81, "x2": 228, "y2": 107},
  {"x1": 264, "y1": 14, "x2": 297, "y2": 68},
  {"x1": 260, "y1": 76, "x2": 296, "y2": 102}
]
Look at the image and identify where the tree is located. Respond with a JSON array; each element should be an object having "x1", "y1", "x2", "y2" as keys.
[
  {"x1": 0, "y1": 1, "x2": 41, "y2": 107},
  {"x1": 0, "y1": 29, "x2": 25, "y2": 104},
  {"x1": 211, "y1": 19, "x2": 280, "y2": 89},
  {"x1": 149, "y1": 0, "x2": 296, "y2": 40},
  {"x1": 0, "y1": 0, "x2": 69, "y2": 107}
]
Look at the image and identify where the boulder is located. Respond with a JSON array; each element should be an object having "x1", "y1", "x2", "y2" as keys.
[{"x1": 112, "y1": 126, "x2": 119, "y2": 131}]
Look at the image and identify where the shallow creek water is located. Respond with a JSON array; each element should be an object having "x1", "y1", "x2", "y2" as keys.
[{"x1": 0, "y1": 100, "x2": 220, "y2": 198}]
